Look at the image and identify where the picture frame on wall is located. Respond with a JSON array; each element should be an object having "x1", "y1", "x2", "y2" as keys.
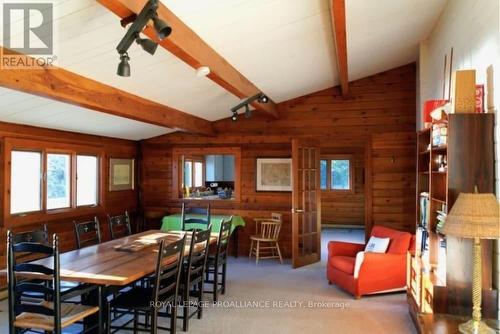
[
  {"x1": 256, "y1": 158, "x2": 292, "y2": 192},
  {"x1": 109, "y1": 158, "x2": 134, "y2": 191}
]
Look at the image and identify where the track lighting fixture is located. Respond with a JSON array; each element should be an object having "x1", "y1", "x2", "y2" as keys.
[
  {"x1": 136, "y1": 34, "x2": 158, "y2": 55},
  {"x1": 244, "y1": 104, "x2": 252, "y2": 118},
  {"x1": 258, "y1": 94, "x2": 269, "y2": 103},
  {"x1": 229, "y1": 92, "x2": 270, "y2": 121},
  {"x1": 115, "y1": 0, "x2": 172, "y2": 76},
  {"x1": 152, "y1": 14, "x2": 172, "y2": 40},
  {"x1": 231, "y1": 111, "x2": 238, "y2": 122},
  {"x1": 117, "y1": 52, "x2": 131, "y2": 77}
]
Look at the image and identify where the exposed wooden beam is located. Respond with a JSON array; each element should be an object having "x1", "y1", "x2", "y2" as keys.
[
  {"x1": 97, "y1": 0, "x2": 279, "y2": 119},
  {"x1": 0, "y1": 47, "x2": 214, "y2": 136},
  {"x1": 330, "y1": 0, "x2": 349, "y2": 96}
]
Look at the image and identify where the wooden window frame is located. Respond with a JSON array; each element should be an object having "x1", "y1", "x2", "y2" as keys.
[
  {"x1": 172, "y1": 147, "x2": 241, "y2": 202},
  {"x1": 4, "y1": 138, "x2": 105, "y2": 227},
  {"x1": 320, "y1": 154, "x2": 354, "y2": 193}
]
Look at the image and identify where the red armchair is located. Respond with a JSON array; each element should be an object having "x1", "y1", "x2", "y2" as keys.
[{"x1": 327, "y1": 225, "x2": 412, "y2": 298}]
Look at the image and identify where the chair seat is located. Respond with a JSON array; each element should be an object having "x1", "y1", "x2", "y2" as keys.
[
  {"x1": 329, "y1": 256, "x2": 355, "y2": 275},
  {"x1": 250, "y1": 235, "x2": 278, "y2": 242},
  {"x1": 14, "y1": 301, "x2": 99, "y2": 331}
]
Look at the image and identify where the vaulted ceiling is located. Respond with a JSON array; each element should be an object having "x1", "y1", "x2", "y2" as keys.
[{"x1": 0, "y1": 0, "x2": 447, "y2": 140}]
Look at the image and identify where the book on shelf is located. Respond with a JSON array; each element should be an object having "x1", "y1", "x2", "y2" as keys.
[{"x1": 432, "y1": 123, "x2": 447, "y2": 147}]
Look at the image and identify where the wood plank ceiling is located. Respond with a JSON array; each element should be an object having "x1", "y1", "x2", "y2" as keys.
[{"x1": 0, "y1": 0, "x2": 447, "y2": 140}]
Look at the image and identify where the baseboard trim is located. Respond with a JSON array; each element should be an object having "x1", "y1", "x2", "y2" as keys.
[{"x1": 322, "y1": 224, "x2": 364, "y2": 230}]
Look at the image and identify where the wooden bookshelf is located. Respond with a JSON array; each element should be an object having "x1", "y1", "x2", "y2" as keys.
[{"x1": 408, "y1": 114, "x2": 497, "y2": 329}]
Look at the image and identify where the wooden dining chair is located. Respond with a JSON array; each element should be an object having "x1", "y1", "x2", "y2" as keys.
[
  {"x1": 205, "y1": 217, "x2": 232, "y2": 301},
  {"x1": 107, "y1": 235, "x2": 186, "y2": 334},
  {"x1": 108, "y1": 211, "x2": 132, "y2": 239},
  {"x1": 181, "y1": 202, "x2": 211, "y2": 231},
  {"x1": 74, "y1": 217, "x2": 102, "y2": 249},
  {"x1": 249, "y1": 218, "x2": 283, "y2": 264},
  {"x1": 12, "y1": 225, "x2": 83, "y2": 302},
  {"x1": 7, "y1": 231, "x2": 102, "y2": 334},
  {"x1": 180, "y1": 228, "x2": 211, "y2": 332}
]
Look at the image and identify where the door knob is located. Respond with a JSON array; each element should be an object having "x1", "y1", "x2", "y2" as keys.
[{"x1": 291, "y1": 208, "x2": 304, "y2": 213}]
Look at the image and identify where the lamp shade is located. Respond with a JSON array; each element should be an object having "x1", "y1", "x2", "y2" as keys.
[{"x1": 442, "y1": 193, "x2": 500, "y2": 239}]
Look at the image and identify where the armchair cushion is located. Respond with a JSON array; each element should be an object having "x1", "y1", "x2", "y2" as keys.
[
  {"x1": 370, "y1": 225, "x2": 411, "y2": 254},
  {"x1": 365, "y1": 236, "x2": 390, "y2": 253},
  {"x1": 329, "y1": 256, "x2": 355, "y2": 275},
  {"x1": 328, "y1": 241, "x2": 364, "y2": 257}
]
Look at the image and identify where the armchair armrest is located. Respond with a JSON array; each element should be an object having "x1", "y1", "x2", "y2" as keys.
[
  {"x1": 328, "y1": 241, "x2": 365, "y2": 257},
  {"x1": 358, "y1": 252, "x2": 406, "y2": 278}
]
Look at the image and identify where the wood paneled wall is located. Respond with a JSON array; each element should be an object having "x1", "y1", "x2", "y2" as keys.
[
  {"x1": 141, "y1": 64, "x2": 417, "y2": 257},
  {"x1": 0, "y1": 122, "x2": 139, "y2": 285}
]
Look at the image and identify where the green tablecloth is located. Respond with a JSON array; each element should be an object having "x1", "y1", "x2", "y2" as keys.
[{"x1": 161, "y1": 214, "x2": 245, "y2": 234}]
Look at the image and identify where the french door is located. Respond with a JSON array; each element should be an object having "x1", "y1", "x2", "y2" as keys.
[{"x1": 291, "y1": 138, "x2": 321, "y2": 268}]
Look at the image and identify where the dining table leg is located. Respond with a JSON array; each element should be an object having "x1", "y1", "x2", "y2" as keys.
[{"x1": 82, "y1": 285, "x2": 104, "y2": 334}]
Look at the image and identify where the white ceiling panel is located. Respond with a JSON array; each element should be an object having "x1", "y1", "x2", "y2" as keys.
[
  {"x1": 346, "y1": 0, "x2": 447, "y2": 81},
  {"x1": 0, "y1": 87, "x2": 172, "y2": 140}
]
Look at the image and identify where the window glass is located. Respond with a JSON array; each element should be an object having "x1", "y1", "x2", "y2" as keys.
[
  {"x1": 194, "y1": 161, "x2": 203, "y2": 187},
  {"x1": 77, "y1": 155, "x2": 98, "y2": 206},
  {"x1": 11, "y1": 151, "x2": 42, "y2": 214},
  {"x1": 320, "y1": 160, "x2": 327, "y2": 190},
  {"x1": 331, "y1": 159, "x2": 350, "y2": 190},
  {"x1": 184, "y1": 161, "x2": 192, "y2": 188},
  {"x1": 47, "y1": 154, "x2": 71, "y2": 210}
]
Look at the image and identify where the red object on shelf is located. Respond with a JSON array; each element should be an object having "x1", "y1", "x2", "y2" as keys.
[
  {"x1": 423, "y1": 100, "x2": 448, "y2": 125},
  {"x1": 476, "y1": 84, "x2": 484, "y2": 113}
]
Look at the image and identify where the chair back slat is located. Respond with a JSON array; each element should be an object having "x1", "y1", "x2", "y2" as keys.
[
  {"x1": 108, "y1": 211, "x2": 132, "y2": 240},
  {"x1": 14, "y1": 263, "x2": 54, "y2": 276},
  {"x1": 74, "y1": 217, "x2": 101, "y2": 249},
  {"x1": 12, "y1": 225, "x2": 48, "y2": 245},
  {"x1": 260, "y1": 221, "x2": 281, "y2": 240},
  {"x1": 181, "y1": 203, "x2": 211, "y2": 231},
  {"x1": 151, "y1": 236, "x2": 186, "y2": 304}
]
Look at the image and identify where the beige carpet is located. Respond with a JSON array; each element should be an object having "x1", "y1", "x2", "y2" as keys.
[{"x1": 0, "y1": 228, "x2": 417, "y2": 333}]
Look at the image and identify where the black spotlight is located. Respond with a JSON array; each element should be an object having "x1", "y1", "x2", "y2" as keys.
[
  {"x1": 231, "y1": 112, "x2": 238, "y2": 122},
  {"x1": 153, "y1": 14, "x2": 172, "y2": 40},
  {"x1": 136, "y1": 35, "x2": 158, "y2": 55},
  {"x1": 244, "y1": 104, "x2": 252, "y2": 118},
  {"x1": 258, "y1": 94, "x2": 269, "y2": 103},
  {"x1": 117, "y1": 52, "x2": 131, "y2": 77}
]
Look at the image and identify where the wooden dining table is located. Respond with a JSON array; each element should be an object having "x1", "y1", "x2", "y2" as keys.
[{"x1": 1, "y1": 230, "x2": 219, "y2": 333}]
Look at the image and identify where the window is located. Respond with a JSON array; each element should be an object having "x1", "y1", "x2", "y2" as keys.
[
  {"x1": 6, "y1": 139, "x2": 102, "y2": 219},
  {"x1": 11, "y1": 151, "x2": 42, "y2": 214},
  {"x1": 183, "y1": 158, "x2": 204, "y2": 189},
  {"x1": 47, "y1": 154, "x2": 71, "y2": 210},
  {"x1": 77, "y1": 155, "x2": 98, "y2": 206},
  {"x1": 193, "y1": 161, "x2": 203, "y2": 187},
  {"x1": 331, "y1": 159, "x2": 350, "y2": 190},
  {"x1": 173, "y1": 147, "x2": 241, "y2": 201},
  {"x1": 320, "y1": 160, "x2": 328, "y2": 190},
  {"x1": 320, "y1": 156, "x2": 353, "y2": 192}
]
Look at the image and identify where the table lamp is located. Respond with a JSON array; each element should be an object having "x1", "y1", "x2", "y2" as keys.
[{"x1": 442, "y1": 192, "x2": 500, "y2": 334}]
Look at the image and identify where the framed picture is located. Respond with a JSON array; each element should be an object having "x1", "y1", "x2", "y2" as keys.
[
  {"x1": 256, "y1": 158, "x2": 292, "y2": 192},
  {"x1": 109, "y1": 158, "x2": 134, "y2": 191}
]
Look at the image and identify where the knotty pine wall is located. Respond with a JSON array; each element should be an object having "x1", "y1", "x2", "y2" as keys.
[
  {"x1": 0, "y1": 122, "x2": 139, "y2": 285},
  {"x1": 141, "y1": 64, "x2": 417, "y2": 257}
]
